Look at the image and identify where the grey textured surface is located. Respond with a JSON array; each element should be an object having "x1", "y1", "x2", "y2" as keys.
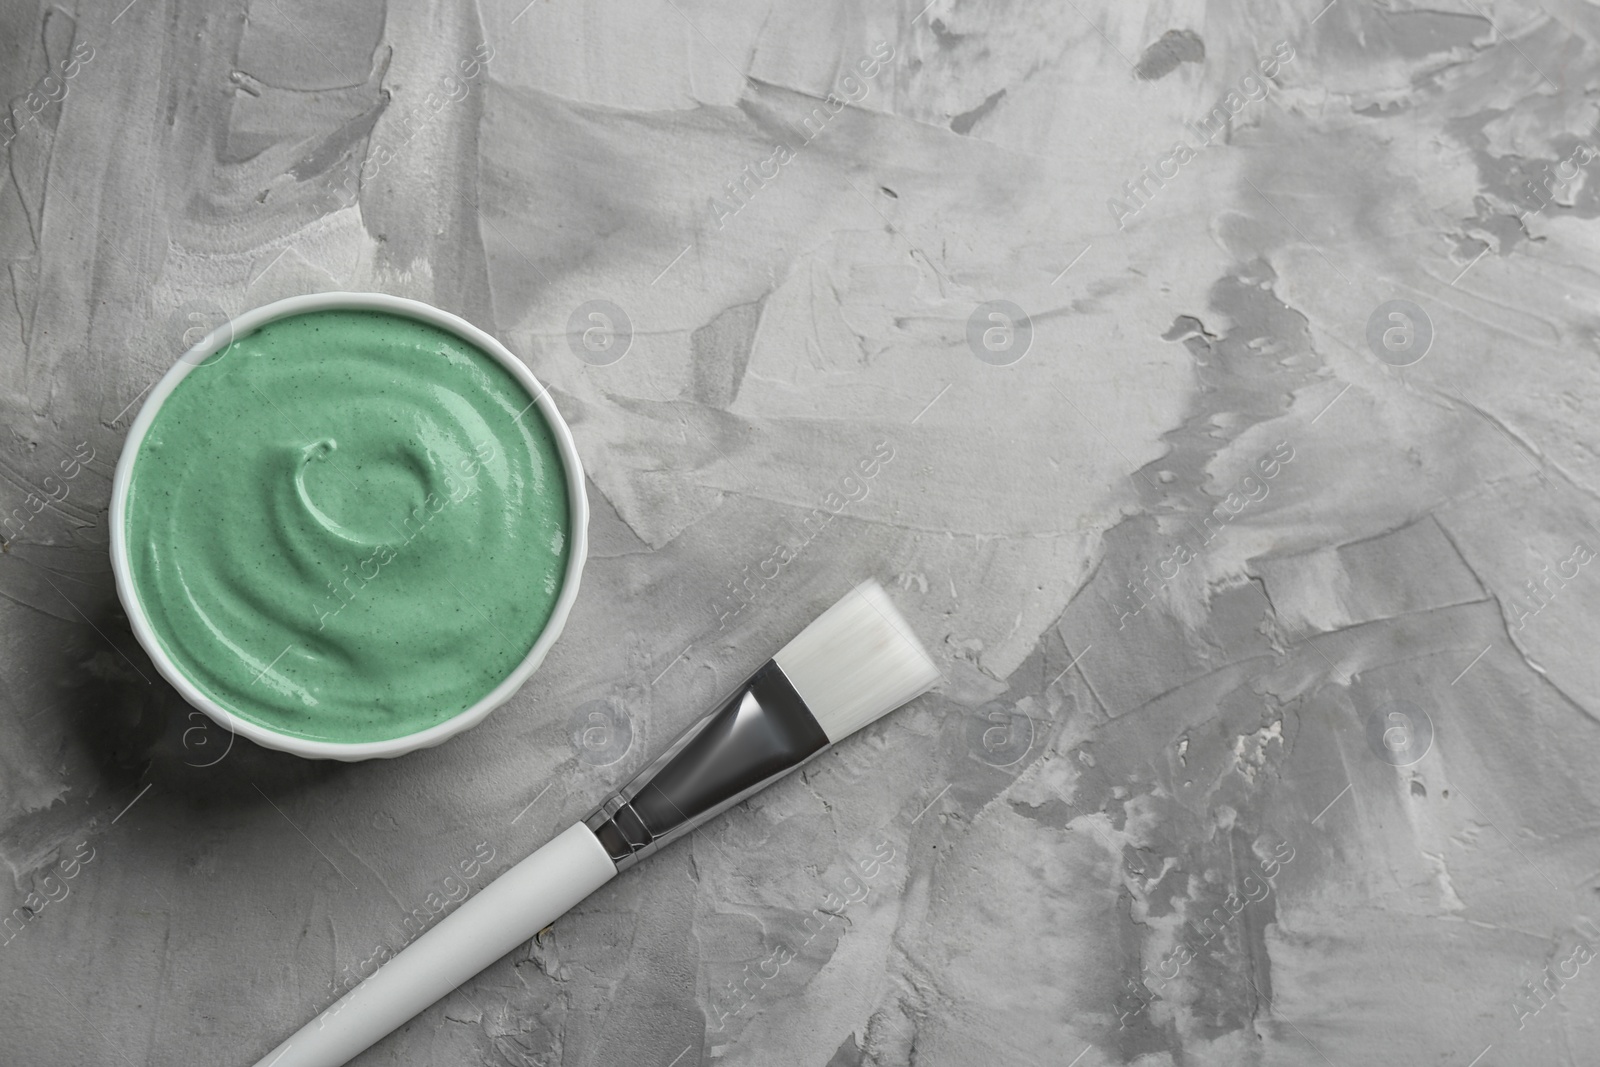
[{"x1": 4, "y1": 2, "x2": 1600, "y2": 1065}]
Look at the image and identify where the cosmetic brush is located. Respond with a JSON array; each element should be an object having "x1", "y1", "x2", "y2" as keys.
[{"x1": 251, "y1": 579, "x2": 940, "y2": 1067}]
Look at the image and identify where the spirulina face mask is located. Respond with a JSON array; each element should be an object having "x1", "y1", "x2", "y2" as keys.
[{"x1": 124, "y1": 308, "x2": 571, "y2": 743}]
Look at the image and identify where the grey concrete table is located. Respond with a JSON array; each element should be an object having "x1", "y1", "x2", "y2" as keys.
[{"x1": 4, "y1": 2, "x2": 1599, "y2": 1065}]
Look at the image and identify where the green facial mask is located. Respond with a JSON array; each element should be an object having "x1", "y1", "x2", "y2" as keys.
[{"x1": 124, "y1": 309, "x2": 571, "y2": 743}]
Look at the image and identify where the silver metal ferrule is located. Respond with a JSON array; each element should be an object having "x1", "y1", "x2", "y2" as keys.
[{"x1": 583, "y1": 661, "x2": 831, "y2": 872}]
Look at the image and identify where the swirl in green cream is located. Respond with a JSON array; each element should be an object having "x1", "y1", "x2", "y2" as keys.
[{"x1": 124, "y1": 309, "x2": 570, "y2": 743}]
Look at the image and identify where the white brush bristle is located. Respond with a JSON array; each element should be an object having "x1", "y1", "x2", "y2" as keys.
[{"x1": 773, "y1": 580, "x2": 940, "y2": 744}]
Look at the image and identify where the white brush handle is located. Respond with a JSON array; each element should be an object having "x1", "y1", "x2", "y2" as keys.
[{"x1": 252, "y1": 822, "x2": 616, "y2": 1067}]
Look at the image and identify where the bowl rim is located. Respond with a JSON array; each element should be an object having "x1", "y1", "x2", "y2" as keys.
[{"x1": 109, "y1": 291, "x2": 589, "y2": 761}]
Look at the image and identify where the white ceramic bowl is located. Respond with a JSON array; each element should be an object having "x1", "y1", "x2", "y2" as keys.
[{"x1": 109, "y1": 292, "x2": 588, "y2": 761}]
